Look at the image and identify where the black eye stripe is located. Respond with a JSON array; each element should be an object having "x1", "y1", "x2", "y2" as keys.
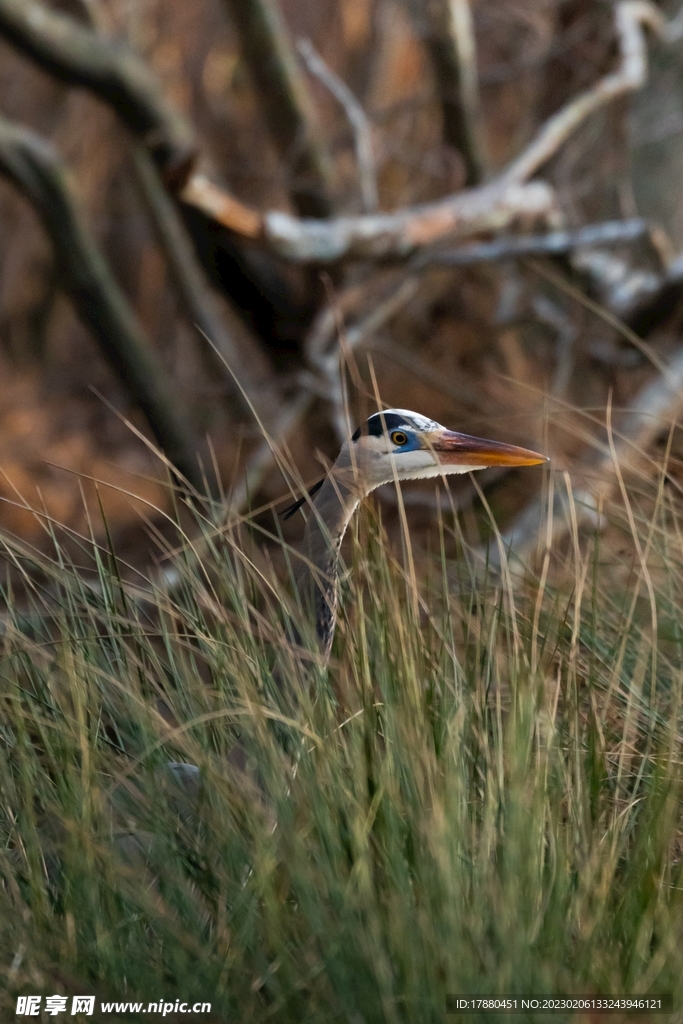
[{"x1": 352, "y1": 413, "x2": 412, "y2": 441}]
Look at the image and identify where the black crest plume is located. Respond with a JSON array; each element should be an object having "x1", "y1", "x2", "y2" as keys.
[{"x1": 281, "y1": 478, "x2": 324, "y2": 520}]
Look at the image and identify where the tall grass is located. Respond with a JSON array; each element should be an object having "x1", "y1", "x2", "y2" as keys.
[{"x1": 0, "y1": 472, "x2": 682, "y2": 1022}]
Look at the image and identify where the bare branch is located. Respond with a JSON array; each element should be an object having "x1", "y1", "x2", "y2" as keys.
[
  {"x1": 300, "y1": 267, "x2": 494, "y2": 442},
  {"x1": 1, "y1": 0, "x2": 675, "y2": 269},
  {"x1": 263, "y1": 180, "x2": 557, "y2": 262},
  {"x1": 294, "y1": 272, "x2": 426, "y2": 445},
  {"x1": 182, "y1": 1, "x2": 672, "y2": 264},
  {"x1": 297, "y1": 38, "x2": 378, "y2": 213},
  {"x1": 0, "y1": 117, "x2": 206, "y2": 495},
  {"x1": 2, "y1": 0, "x2": 663, "y2": 270},
  {"x1": 406, "y1": 0, "x2": 486, "y2": 185},
  {"x1": 0, "y1": 0, "x2": 196, "y2": 185},
  {"x1": 221, "y1": 0, "x2": 333, "y2": 217}
]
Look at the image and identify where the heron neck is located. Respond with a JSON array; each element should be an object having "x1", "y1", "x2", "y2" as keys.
[{"x1": 296, "y1": 472, "x2": 360, "y2": 660}]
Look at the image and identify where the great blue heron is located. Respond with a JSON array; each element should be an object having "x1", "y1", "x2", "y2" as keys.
[
  {"x1": 166, "y1": 409, "x2": 546, "y2": 786},
  {"x1": 283, "y1": 409, "x2": 547, "y2": 660}
]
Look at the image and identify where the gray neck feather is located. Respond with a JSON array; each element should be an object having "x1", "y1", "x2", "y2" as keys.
[{"x1": 295, "y1": 464, "x2": 361, "y2": 661}]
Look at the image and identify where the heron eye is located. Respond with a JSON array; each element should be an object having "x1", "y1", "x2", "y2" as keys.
[{"x1": 391, "y1": 430, "x2": 408, "y2": 446}]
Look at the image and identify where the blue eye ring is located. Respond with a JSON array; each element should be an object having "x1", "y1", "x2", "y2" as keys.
[{"x1": 391, "y1": 430, "x2": 408, "y2": 446}]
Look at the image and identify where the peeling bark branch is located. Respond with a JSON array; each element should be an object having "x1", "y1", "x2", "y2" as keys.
[
  {"x1": 221, "y1": 0, "x2": 333, "y2": 217},
  {"x1": 180, "y1": 175, "x2": 263, "y2": 238},
  {"x1": 262, "y1": 180, "x2": 557, "y2": 262},
  {"x1": 180, "y1": 176, "x2": 556, "y2": 261},
  {"x1": 0, "y1": 0, "x2": 196, "y2": 185},
  {"x1": 0, "y1": 118, "x2": 205, "y2": 495}
]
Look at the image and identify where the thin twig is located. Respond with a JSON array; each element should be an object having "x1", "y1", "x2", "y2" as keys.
[
  {"x1": 416, "y1": 219, "x2": 649, "y2": 267},
  {"x1": 305, "y1": 275, "x2": 422, "y2": 445},
  {"x1": 0, "y1": 117, "x2": 205, "y2": 495},
  {"x1": 297, "y1": 38, "x2": 378, "y2": 213}
]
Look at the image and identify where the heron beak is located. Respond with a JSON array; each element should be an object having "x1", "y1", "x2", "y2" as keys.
[{"x1": 426, "y1": 429, "x2": 548, "y2": 468}]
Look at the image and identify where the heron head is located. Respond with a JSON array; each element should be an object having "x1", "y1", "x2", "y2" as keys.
[{"x1": 348, "y1": 409, "x2": 547, "y2": 490}]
